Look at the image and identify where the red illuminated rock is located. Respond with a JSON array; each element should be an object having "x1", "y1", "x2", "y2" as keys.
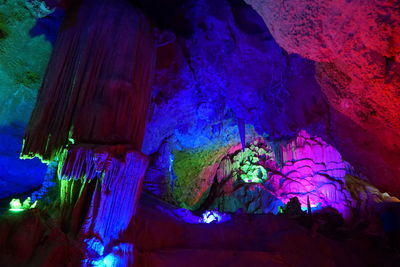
[{"x1": 244, "y1": 0, "x2": 400, "y2": 195}]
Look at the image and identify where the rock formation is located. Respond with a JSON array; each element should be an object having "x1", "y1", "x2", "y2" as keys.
[
  {"x1": 244, "y1": 0, "x2": 400, "y2": 195},
  {"x1": 0, "y1": 0, "x2": 399, "y2": 266},
  {"x1": 20, "y1": 0, "x2": 156, "y2": 261}
]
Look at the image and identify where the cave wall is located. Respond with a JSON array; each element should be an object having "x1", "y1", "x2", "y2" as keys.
[
  {"x1": 141, "y1": 0, "x2": 400, "y2": 207},
  {"x1": 142, "y1": 0, "x2": 336, "y2": 200},
  {"x1": 0, "y1": 0, "x2": 397, "y2": 211},
  {"x1": 143, "y1": 0, "x2": 331, "y2": 155},
  {"x1": 0, "y1": 0, "x2": 55, "y2": 200},
  {"x1": 244, "y1": 0, "x2": 400, "y2": 196},
  {"x1": 1, "y1": 0, "x2": 396, "y2": 201}
]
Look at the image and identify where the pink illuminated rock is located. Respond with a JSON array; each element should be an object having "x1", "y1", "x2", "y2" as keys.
[
  {"x1": 270, "y1": 130, "x2": 352, "y2": 217},
  {"x1": 272, "y1": 130, "x2": 398, "y2": 219}
]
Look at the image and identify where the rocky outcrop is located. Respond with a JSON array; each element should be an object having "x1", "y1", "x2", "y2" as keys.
[
  {"x1": 244, "y1": 0, "x2": 400, "y2": 196},
  {"x1": 168, "y1": 130, "x2": 397, "y2": 219}
]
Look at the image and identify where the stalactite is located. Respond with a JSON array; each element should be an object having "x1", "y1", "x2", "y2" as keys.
[
  {"x1": 59, "y1": 178, "x2": 97, "y2": 235},
  {"x1": 58, "y1": 145, "x2": 149, "y2": 241},
  {"x1": 59, "y1": 145, "x2": 149, "y2": 248},
  {"x1": 21, "y1": 0, "x2": 156, "y2": 163},
  {"x1": 79, "y1": 150, "x2": 149, "y2": 246},
  {"x1": 19, "y1": 0, "x2": 157, "y2": 264},
  {"x1": 237, "y1": 118, "x2": 246, "y2": 151},
  {"x1": 59, "y1": 144, "x2": 143, "y2": 180}
]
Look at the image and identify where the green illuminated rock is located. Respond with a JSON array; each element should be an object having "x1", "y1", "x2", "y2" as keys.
[
  {"x1": 232, "y1": 142, "x2": 269, "y2": 183},
  {"x1": 9, "y1": 197, "x2": 37, "y2": 212},
  {"x1": 172, "y1": 147, "x2": 228, "y2": 208}
]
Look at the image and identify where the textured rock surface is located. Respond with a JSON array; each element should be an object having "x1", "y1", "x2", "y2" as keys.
[
  {"x1": 1, "y1": 1, "x2": 399, "y2": 266},
  {"x1": 142, "y1": 0, "x2": 330, "y2": 156},
  {"x1": 142, "y1": 0, "x2": 334, "y2": 203},
  {"x1": 245, "y1": 0, "x2": 400, "y2": 62},
  {"x1": 0, "y1": 0, "x2": 52, "y2": 126},
  {"x1": 0, "y1": 1, "x2": 51, "y2": 200},
  {"x1": 168, "y1": 130, "x2": 396, "y2": 220},
  {"x1": 244, "y1": 0, "x2": 400, "y2": 196}
]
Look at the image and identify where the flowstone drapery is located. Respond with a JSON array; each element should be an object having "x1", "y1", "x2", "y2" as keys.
[{"x1": 20, "y1": 0, "x2": 156, "y2": 264}]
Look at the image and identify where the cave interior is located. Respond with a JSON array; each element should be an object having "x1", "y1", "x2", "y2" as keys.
[{"x1": 0, "y1": 0, "x2": 400, "y2": 266}]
